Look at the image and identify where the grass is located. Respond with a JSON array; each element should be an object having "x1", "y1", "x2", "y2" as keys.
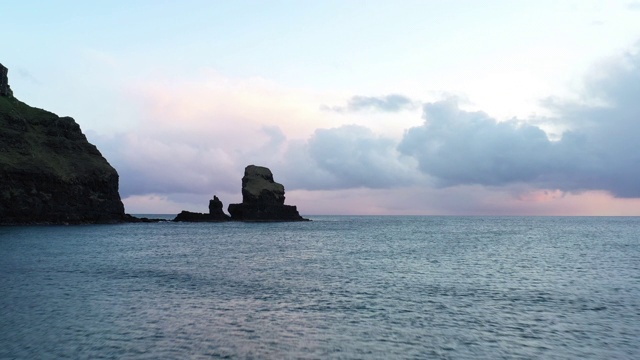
[{"x1": 0, "y1": 94, "x2": 115, "y2": 182}]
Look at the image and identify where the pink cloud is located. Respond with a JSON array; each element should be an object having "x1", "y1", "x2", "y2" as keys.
[{"x1": 285, "y1": 187, "x2": 640, "y2": 216}]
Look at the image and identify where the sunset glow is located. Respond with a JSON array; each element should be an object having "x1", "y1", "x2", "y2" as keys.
[{"x1": 4, "y1": 1, "x2": 640, "y2": 215}]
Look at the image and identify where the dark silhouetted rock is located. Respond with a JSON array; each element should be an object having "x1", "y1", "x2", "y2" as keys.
[
  {"x1": 0, "y1": 64, "x2": 11, "y2": 97},
  {"x1": 174, "y1": 195, "x2": 230, "y2": 222},
  {"x1": 0, "y1": 63, "x2": 127, "y2": 224},
  {"x1": 123, "y1": 214, "x2": 164, "y2": 223},
  {"x1": 209, "y1": 195, "x2": 226, "y2": 216},
  {"x1": 228, "y1": 165, "x2": 308, "y2": 221}
]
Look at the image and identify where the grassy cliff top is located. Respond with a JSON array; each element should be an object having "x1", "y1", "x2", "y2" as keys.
[{"x1": 0, "y1": 95, "x2": 115, "y2": 181}]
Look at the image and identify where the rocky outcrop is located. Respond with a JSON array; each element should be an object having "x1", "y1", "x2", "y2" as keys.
[
  {"x1": 0, "y1": 63, "x2": 127, "y2": 224},
  {"x1": 228, "y1": 165, "x2": 308, "y2": 221},
  {"x1": 173, "y1": 195, "x2": 230, "y2": 222},
  {"x1": 208, "y1": 195, "x2": 226, "y2": 217},
  {"x1": 0, "y1": 64, "x2": 12, "y2": 97},
  {"x1": 174, "y1": 166, "x2": 308, "y2": 222}
]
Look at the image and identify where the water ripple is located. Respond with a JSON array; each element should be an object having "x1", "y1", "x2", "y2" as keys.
[{"x1": 1, "y1": 216, "x2": 639, "y2": 358}]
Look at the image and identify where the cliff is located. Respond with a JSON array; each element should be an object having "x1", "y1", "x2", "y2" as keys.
[{"x1": 0, "y1": 63, "x2": 127, "y2": 224}]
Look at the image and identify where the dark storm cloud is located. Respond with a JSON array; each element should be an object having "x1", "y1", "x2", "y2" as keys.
[
  {"x1": 322, "y1": 94, "x2": 417, "y2": 113},
  {"x1": 399, "y1": 47, "x2": 640, "y2": 197}
]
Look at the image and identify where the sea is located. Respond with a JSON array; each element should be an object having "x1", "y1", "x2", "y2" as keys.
[{"x1": 1, "y1": 216, "x2": 639, "y2": 359}]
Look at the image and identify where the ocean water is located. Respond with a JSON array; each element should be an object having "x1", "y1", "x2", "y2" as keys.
[{"x1": 1, "y1": 216, "x2": 639, "y2": 359}]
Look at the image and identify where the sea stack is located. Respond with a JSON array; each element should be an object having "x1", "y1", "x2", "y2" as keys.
[
  {"x1": 0, "y1": 63, "x2": 127, "y2": 224},
  {"x1": 174, "y1": 195, "x2": 231, "y2": 222},
  {"x1": 228, "y1": 165, "x2": 308, "y2": 221}
]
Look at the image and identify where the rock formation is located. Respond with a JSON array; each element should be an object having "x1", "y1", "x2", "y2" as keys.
[
  {"x1": 0, "y1": 64, "x2": 12, "y2": 97},
  {"x1": 0, "y1": 63, "x2": 128, "y2": 224},
  {"x1": 174, "y1": 166, "x2": 308, "y2": 222},
  {"x1": 228, "y1": 165, "x2": 308, "y2": 221},
  {"x1": 174, "y1": 195, "x2": 231, "y2": 222}
]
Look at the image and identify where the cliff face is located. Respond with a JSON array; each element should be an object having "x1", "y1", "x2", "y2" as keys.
[
  {"x1": 0, "y1": 63, "x2": 126, "y2": 224},
  {"x1": 0, "y1": 64, "x2": 12, "y2": 97}
]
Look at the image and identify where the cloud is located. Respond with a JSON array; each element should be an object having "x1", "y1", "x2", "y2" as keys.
[
  {"x1": 96, "y1": 71, "x2": 422, "y2": 200},
  {"x1": 94, "y1": 44, "x2": 640, "y2": 216},
  {"x1": 279, "y1": 125, "x2": 420, "y2": 190},
  {"x1": 95, "y1": 132, "x2": 240, "y2": 198},
  {"x1": 399, "y1": 98, "x2": 553, "y2": 187},
  {"x1": 627, "y1": 1, "x2": 640, "y2": 10},
  {"x1": 286, "y1": 186, "x2": 640, "y2": 216},
  {"x1": 322, "y1": 94, "x2": 417, "y2": 113},
  {"x1": 540, "y1": 47, "x2": 640, "y2": 197},
  {"x1": 14, "y1": 67, "x2": 41, "y2": 84},
  {"x1": 399, "y1": 45, "x2": 640, "y2": 198},
  {"x1": 87, "y1": 70, "x2": 330, "y2": 202}
]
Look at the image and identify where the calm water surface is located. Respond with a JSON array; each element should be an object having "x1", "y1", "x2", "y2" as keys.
[{"x1": 1, "y1": 216, "x2": 639, "y2": 359}]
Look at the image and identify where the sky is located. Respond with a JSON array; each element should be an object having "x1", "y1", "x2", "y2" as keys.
[{"x1": 4, "y1": 0, "x2": 640, "y2": 215}]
